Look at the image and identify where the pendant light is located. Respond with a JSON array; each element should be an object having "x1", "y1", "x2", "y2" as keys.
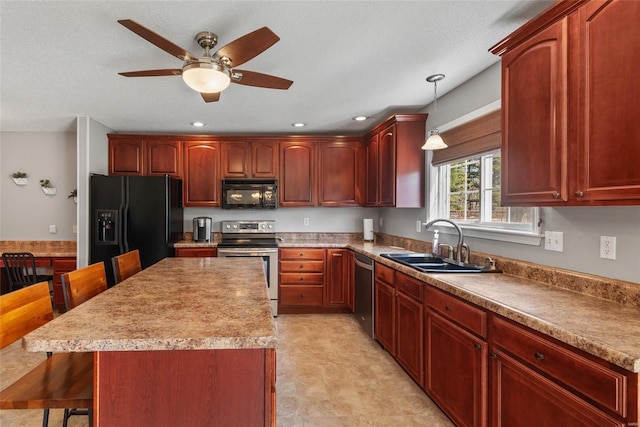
[{"x1": 421, "y1": 74, "x2": 448, "y2": 150}]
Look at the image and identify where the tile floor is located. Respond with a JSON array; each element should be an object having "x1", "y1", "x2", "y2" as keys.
[{"x1": 0, "y1": 313, "x2": 453, "y2": 426}]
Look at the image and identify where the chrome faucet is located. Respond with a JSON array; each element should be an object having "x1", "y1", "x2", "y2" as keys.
[{"x1": 423, "y1": 219, "x2": 465, "y2": 263}]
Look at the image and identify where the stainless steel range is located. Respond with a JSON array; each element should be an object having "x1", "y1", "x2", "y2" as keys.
[{"x1": 217, "y1": 220, "x2": 278, "y2": 316}]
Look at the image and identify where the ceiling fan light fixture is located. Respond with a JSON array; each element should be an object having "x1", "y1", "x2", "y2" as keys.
[{"x1": 182, "y1": 58, "x2": 231, "y2": 93}]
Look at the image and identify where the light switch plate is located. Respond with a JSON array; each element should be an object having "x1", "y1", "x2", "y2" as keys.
[
  {"x1": 49, "y1": 224, "x2": 57, "y2": 234},
  {"x1": 544, "y1": 231, "x2": 563, "y2": 252}
]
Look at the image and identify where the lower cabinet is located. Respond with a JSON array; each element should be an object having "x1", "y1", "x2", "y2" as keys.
[
  {"x1": 278, "y1": 248, "x2": 353, "y2": 313},
  {"x1": 174, "y1": 248, "x2": 217, "y2": 257},
  {"x1": 374, "y1": 264, "x2": 424, "y2": 385}
]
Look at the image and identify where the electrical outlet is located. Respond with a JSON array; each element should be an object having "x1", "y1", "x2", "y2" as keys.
[
  {"x1": 49, "y1": 225, "x2": 57, "y2": 234},
  {"x1": 544, "y1": 231, "x2": 563, "y2": 252},
  {"x1": 600, "y1": 236, "x2": 616, "y2": 260},
  {"x1": 416, "y1": 220, "x2": 422, "y2": 233},
  {"x1": 303, "y1": 217, "x2": 310, "y2": 226},
  {"x1": 73, "y1": 225, "x2": 78, "y2": 234}
]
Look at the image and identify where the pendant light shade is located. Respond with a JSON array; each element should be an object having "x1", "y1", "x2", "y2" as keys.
[{"x1": 422, "y1": 73, "x2": 447, "y2": 151}]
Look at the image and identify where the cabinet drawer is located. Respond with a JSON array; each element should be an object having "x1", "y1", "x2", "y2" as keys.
[
  {"x1": 375, "y1": 263, "x2": 395, "y2": 286},
  {"x1": 280, "y1": 286, "x2": 324, "y2": 306},
  {"x1": 426, "y1": 287, "x2": 486, "y2": 338},
  {"x1": 491, "y1": 316, "x2": 628, "y2": 417},
  {"x1": 175, "y1": 248, "x2": 217, "y2": 257},
  {"x1": 279, "y1": 273, "x2": 324, "y2": 285},
  {"x1": 279, "y1": 260, "x2": 324, "y2": 273},
  {"x1": 395, "y1": 271, "x2": 423, "y2": 302},
  {"x1": 279, "y1": 248, "x2": 325, "y2": 260}
]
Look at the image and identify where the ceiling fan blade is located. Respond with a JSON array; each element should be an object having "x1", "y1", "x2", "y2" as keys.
[
  {"x1": 201, "y1": 92, "x2": 221, "y2": 103},
  {"x1": 119, "y1": 69, "x2": 182, "y2": 77},
  {"x1": 231, "y1": 70, "x2": 293, "y2": 90},
  {"x1": 118, "y1": 19, "x2": 198, "y2": 61},
  {"x1": 214, "y1": 27, "x2": 280, "y2": 67}
]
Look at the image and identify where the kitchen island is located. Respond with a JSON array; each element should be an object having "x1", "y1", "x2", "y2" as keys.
[{"x1": 22, "y1": 257, "x2": 277, "y2": 427}]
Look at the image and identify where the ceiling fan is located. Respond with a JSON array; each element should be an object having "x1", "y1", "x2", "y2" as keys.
[{"x1": 117, "y1": 19, "x2": 293, "y2": 103}]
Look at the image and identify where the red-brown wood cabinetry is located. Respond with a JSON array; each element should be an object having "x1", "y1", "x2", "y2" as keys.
[
  {"x1": 108, "y1": 135, "x2": 182, "y2": 178},
  {"x1": 221, "y1": 140, "x2": 278, "y2": 178},
  {"x1": 318, "y1": 139, "x2": 362, "y2": 206},
  {"x1": 109, "y1": 137, "x2": 145, "y2": 176},
  {"x1": 364, "y1": 114, "x2": 427, "y2": 207},
  {"x1": 183, "y1": 141, "x2": 220, "y2": 207},
  {"x1": 279, "y1": 140, "x2": 317, "y2": 207},
  {"x1": 492, "y1": 0, "x2": 640, "y2": 206},
  {"x1": 325, "y1": 248, "x2": 350, "y2": 308},
  {"x1": 174, "y1": 248, "x2": 217, "y2": 257}
]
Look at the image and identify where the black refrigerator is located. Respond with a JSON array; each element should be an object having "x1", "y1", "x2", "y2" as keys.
[{"x1": 90, "y1": 174, "x2": 183, "y2": 286}]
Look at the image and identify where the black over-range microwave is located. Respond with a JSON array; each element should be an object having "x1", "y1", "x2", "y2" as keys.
[{"x1": 221, "y1": 179, "x2": 278, "y2": 209}]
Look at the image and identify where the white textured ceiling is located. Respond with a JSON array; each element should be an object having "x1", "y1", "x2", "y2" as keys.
[{"x1": 0, "y1": 1, "x2": 553, "y2": 135}]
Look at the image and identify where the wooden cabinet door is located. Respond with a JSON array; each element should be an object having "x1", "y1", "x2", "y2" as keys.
[
  {"x1": 146, "y1": 140, "x2": 183, "y2": 177},
  {"x1": 501, "y1": 18, "x2": 569, "y2": 205},
  {"x1": 318, "y1": 140, "x2": 361, "y2": 206},
  {"x1": 573, "y1": 0, "x2": 640, "y2": 202},
  {"x1": 325, "y1": 249, "x2": 349, "y2": 307},
  {"x1": 364, "y1": 134, "x2": 379, "y2": 206},
  {"x1": 252, "y1": 140, "x2": 278, "y2": 178},
  {"x1": 279, "y1": 140, "x2": 316, "y2": 206},
  {"x1": 378, "y1": 125, "x2": 396, "y2": 207},
  {"x1": 183, "y1": 141, "x2": 220, "y2": 207},
  {"x1": 221, "y1": 141, "x2": 250, "y2": 178},
  {"x1": 374, "y1": 279, "x2": 396, "y2": 355},
  {"x1": 395, "y1": 291, "x2": 423, "y2": 385},
  {"x1": 109, "y1": 138, "x2": 144, "y2": 176},
  {"x1": 491, "y1": 350, "x2": 623, "y2": 427},
  {"x1": 426, "y1": 310, "x2": 488, "y2": 427}
]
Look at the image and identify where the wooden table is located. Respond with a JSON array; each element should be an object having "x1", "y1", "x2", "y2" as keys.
[{"x1": 22, "y1": 257, "x2": 277, "y2": 426}]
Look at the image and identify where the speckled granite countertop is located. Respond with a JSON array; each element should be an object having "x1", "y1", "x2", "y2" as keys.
[
  {"x1": 277, "y1": 238, "x2": 640, "y2": 373},
  {"x1": 23, "y1": 257, "x2": 277, "y2": 352},
  {"x1": 0, "y1": 240, "x2": 77, "y2": 257}
]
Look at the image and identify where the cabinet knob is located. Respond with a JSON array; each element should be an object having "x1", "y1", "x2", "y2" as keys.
[
  {"x1": 299, "y1": 265, "x2": 304, "y2": 269},
  {"x1": 552, "y1": 191, "x2": 560, "y2": 199},
  {"x1": 299, "y1": 252, "x2": 304, "y2": 257},
  {"x1": 575, "y1": 190, "x2": 584, "y2": 197},
  {"x1": 299, "y1": 277, "x2": 304, "y2": 281},
  {"x1": 403, "y1": 283, "x2": 408, "y2": 288},
  {"x1": 489, "y1": 353, "x2": 497, "y2": 359},
  {"x1": 473, "y1": 343, "x2": 481, "y2": 350},
  {"x1": 445, "y1": 305, "x2": 452, "y2": 311},
  {"x1": 534, "y1": 352, "x2": 545, "y2": 361}
]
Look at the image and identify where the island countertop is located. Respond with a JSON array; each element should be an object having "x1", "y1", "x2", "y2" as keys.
[{"x1": 22, "y1": 257, "x2": 277, "y2": 352}]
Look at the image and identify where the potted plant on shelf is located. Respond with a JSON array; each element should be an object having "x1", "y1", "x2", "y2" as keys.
[
  {"x1": 68, "y1": 188, "x2": 77, "y2": 203},
  {"x1": 40, "y1": 179, "x2": 57, "y2": 195},
  {"x1": 10, "y1": 171, "x2": 28, "y2": 185}
]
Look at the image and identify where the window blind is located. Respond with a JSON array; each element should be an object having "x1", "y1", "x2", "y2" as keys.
[{"x1": 431, "y1": 110, "x2": 501, "y2": 166}]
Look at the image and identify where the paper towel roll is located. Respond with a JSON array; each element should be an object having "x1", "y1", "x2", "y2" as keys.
[{"x1": 363, "y1": 218, "x2": 374, "y2": 241}]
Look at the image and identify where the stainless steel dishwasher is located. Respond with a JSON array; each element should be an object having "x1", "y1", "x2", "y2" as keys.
[{"x1": 354, "y1": 252, "x2": 375, "y2": 338}]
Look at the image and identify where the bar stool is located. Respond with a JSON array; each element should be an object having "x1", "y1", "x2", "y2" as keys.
[
  {"x1": 61, "y1": 262, "x2": 108, "y2": 312},
  {"x1": 111, "y1": 249, "x2": 142, "y2": 284}
]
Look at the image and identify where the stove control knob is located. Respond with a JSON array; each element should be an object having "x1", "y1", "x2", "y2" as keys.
[
  {"x1": 268, "y1": 224, "x2": 273, "y2": 229},
  {"x1": 225, "y1": 224, "x2": 231, "y2": 229}
]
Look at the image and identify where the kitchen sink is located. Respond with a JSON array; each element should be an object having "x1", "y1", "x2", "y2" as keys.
[{"x1": 381, "y1": 253, "x2": 496, "y2": 273}]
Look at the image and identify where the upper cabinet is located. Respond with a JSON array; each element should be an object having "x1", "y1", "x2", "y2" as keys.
[
  {"x1": 183, "y1": 140, "x2": 221, "y2": 207},
  {"x1": 221, "y1": 140, "x2": 278, "y2": 179},
  {"x1": 318, "y1": 139, "x2": 363, "y2": 207},
  {"x1": 492, "y1": 0, "x2": 640, "y2": 206},
  {"x1": 279, "y1": 140, "x2": 317, "y2": 207},
  {"x1": 108, "y1": 135, "x2": 182, "y2": 178},
  {"x1": 364, "y1": 114, "x2": 427, "y2": 208}
]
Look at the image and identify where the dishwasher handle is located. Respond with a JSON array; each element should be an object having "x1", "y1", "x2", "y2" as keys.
[{"x1": 354, "y1": 253, "x2": 374, "y2": 270}]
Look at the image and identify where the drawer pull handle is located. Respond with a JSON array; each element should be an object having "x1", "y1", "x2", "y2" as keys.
[
  {"x1": 403, "y1": 283, "x2": 408, "y2": 288},
  {"x1": 473, "y1": 343, "x2": 481, "y2": 350},
  {"x1": 300, "y1": 265, "x2": 304, "y2": 269},
  {"x1": 552, "y1": 191, "x2": 560, "y2": 199},
  {"x1": 299, "y1": 253, "x2": 304, "y2": 257},
  {"x1": 299, "y1": 277, "x2": 304, "y2": 281},
  {"x1": 534, "y1": 352, "x2": 545, "y2": 361},
  {"x1": 445, "y1": 305, "x2": 452, "y2": 311},
  {"x1": 575, "y1": 190, "x2": 584, "y2": 197},
  {"x1": 300, "y1": 293, "x2": 305, "y2": 298}
]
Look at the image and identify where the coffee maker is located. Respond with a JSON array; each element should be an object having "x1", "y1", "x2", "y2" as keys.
[{"x1": 193, "y1": 217, "x2": 212, "y2": 242}]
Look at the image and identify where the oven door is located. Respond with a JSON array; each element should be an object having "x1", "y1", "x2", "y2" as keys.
[{"x1": 217, "y1": 247, "x2": 278, "y2": 316}]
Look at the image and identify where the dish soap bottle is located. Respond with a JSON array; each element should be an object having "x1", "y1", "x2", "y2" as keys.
[{"x1": 432, "y1": 230, "x2": 439, "y2": 255}]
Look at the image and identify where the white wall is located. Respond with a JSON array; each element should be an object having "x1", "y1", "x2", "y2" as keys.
[
  {"x1": 0, "y1": 132, "x2": 77, "y2": 240},
  {"x1": 382, "y1": 63, "x2": 640, "y2": 284}
]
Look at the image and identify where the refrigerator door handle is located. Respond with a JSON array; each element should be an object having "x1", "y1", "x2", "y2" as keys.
[
  {"x1": 122, "y1": 201, "x2": 130, "y2": 253},
  {"x1": 117, "y1": 206, "x2": 125, "y2": 254}
]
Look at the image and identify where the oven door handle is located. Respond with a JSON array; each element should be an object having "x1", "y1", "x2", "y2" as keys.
[{"x1": 218, "y1": 248, "x2": 278, "y2": 256}]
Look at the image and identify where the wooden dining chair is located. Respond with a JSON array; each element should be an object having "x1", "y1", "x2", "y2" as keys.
[
  {"x1": 111, "y1": 249, "x2": 142, "y2": 284},
  {"x1": 61, "y1": 262, "x2": 108, "y2": 311},
  {"x1": 1, "y1": 252, "x2": 54, "y2": 293},
  {"x1": 0, "y1": 281, "x2": 93, "y2": 426}
]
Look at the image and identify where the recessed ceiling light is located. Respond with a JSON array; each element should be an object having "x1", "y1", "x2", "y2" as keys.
[
  {"x1": 353, "y1": 116, "x2": 368, "y2": 121},
  {"x1": 191, "y1": 121, "x2": 205, "y2": 127},
  {"x1": 292, "y1": 123, "x2": 306, "y2": 128}
]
